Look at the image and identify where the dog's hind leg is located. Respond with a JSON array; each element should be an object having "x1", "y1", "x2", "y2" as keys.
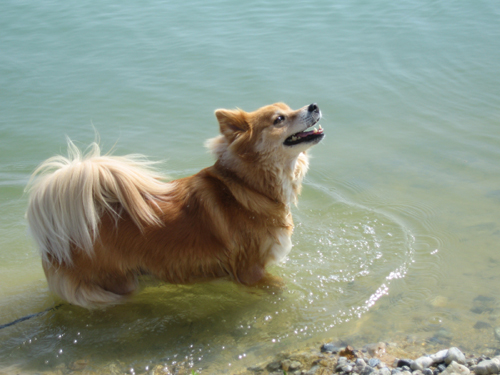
[{"x1": 42, "y1": 260, "x2": 137, "y2": 308}]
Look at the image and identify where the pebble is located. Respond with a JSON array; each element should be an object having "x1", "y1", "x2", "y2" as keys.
[
  {"x1": 364, "y1": 342, "x2": 387, "y2": 357},
  {"x1": 322, "y1": 343, "x2": 342, "y2": 353},
  {"x1": 430, "y1": 349, "x2": 449, "y2": 364},
  {"x1": 444, "y1": 347, "x2": 466, "y2": 365},
  {"x1": 411, "y1": 356, "x2": 433, "y2": 371},
  {"x1": 441, "y1": 361, "x2": 470, "y2": 375},
  {"x1": 281, "y1": 359, "x2": 302, "y2": 372},
  {"x1": 472, "y1": 357, "x2": 500, "y2": 375},
  {"x1": 265, "y1": 360, "x2": 281, "y2": 372},
  {"x1": 369, "y1": 358, "x2": 381, "y2": 368},
  {"x1": 437, "y1": 364, "x2": 447, "y2": 372},
  {"x1": 397, "y1": 359, "x2": 414, "y2": 368},
  {"x1": 474, "y1": 321, "x2": 492, "y2": 330}
]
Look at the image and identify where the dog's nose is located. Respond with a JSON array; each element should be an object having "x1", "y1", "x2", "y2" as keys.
[{"x1": 308, "y1": 103, "x2": 319, "y2": 113}]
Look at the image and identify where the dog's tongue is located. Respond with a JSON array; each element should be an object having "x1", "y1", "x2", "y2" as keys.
[{"x1": 298, "y1": 129, "x2": 318, "y2": 138}]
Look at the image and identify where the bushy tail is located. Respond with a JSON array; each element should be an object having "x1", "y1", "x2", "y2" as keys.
[{"x1": 26, "y1": 139, "x2": 169, "y2": 265}]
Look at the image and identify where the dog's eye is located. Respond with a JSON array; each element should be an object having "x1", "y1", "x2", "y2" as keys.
[{"x1": 274, "y1": 115, "x2": 285, "y2": 125}]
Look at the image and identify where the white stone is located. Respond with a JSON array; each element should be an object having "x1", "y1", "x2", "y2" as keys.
[
  {"x1": 473, "y1": 358, "x2": 500, "y2": 375},
  {"x1": 411, "y1": 356, "x2": 433, "y2": 371},
  {"x1": 441, "y1": 361, "x2": 470, "y2": 375},
  {"x1": 445, "y1": 347, "x2": 466, "y2": 365},
  {"x1": 430, "y1": 349, "x2": 449, "y2": 364}
]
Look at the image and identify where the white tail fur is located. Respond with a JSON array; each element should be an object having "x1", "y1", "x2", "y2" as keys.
[{"x1": 26, "y1": 139, "x2": 169, "y2": 265}]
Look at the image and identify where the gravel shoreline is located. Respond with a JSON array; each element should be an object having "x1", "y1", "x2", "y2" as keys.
[{"x1": 234, "y1": 336, "x2": 500, "y2": 375}]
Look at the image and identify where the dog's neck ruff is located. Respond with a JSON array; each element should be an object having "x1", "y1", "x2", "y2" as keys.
[{"x1": 214, "y1": 151, "x2": 308, "y2": 207}]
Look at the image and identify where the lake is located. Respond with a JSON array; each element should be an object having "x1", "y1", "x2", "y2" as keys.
[{"x1": 1, "y1": 0, "x2": 499, "y2": 373}]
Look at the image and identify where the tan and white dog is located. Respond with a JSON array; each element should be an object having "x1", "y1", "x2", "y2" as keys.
[{"x1": 26, "y1": 103, "x2": 324, "y2": 308}]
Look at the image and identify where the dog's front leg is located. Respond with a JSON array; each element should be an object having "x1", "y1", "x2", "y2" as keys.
[
  {"x1": 238, "y1": 265, "x2": 285, "y2": 290},
  {"x1": 237, "y1": 264, "x2": 265, "y2": 285},
  {"x1": 255, "y1": 272, "x2": 285, "y2": 290}
]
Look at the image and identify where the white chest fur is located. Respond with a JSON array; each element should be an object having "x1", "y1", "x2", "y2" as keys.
[{"x1": 266, "y1": 228, "x2": 292, "y2": 266}]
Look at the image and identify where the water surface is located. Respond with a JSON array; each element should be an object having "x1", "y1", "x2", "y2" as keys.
[{"x1": 1, "y1": 1, "x2": 500, "y2": 373}]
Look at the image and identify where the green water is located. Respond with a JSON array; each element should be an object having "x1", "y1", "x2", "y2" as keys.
[{"x1": 1, "y1": 0, "x2": 500, "y2": 373}]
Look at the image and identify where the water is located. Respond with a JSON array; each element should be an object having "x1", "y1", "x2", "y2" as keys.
[{"x1": 1, "y1": 0, "x2": 500, "y2": 373}]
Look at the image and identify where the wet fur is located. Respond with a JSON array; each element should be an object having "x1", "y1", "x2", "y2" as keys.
[{"x1": 26, "y1": 103, "x2": 323, "y2": 308}]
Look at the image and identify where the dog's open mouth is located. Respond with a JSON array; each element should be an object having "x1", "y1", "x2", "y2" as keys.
[{"x1": 284, "y1": 123, "x2": 324, "y2": 146}]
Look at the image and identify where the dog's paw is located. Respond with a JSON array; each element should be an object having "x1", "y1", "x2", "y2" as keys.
[{"x1": 256, "y1": 273, "x2": 286, "y2": 291}]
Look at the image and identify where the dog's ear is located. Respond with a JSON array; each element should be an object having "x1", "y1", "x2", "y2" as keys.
[{"x1": 215, "y1": 109, "x2": 249, "y2": 140}]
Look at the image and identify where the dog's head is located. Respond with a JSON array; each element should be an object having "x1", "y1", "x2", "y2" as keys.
[{"x1": 207, "y1": 103, "x2": 324, "y2": 164}]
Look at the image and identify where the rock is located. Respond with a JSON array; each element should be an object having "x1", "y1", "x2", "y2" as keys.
[
  {"x1": 422, "y1": 369, "x2": 433, "y2": 375},
  {"x1": 413, "y1": 370, "x2": 424, "y2": 375},
  {"x1": 356, "y1": 358, "x2": 367, "y2": 365},
  {"x1": 305, "y1": 365, "x2": 321, "y2": 375},
  {"x1": 445, "y1": 347, "x2": 466, "y2": 365},
  {"x1": 342, "y1": 365, "x2": 354, "y2": 373},
  {"x1": 397, "y1": 359, "x2": 414, "y2": 368},
  {"x1": 340, "y1": 346, "x2": 357, "y2": 360},
  {"x1": 437, "y1": 364, "x2": 447, "y2": 372},
  {"x1": 391, "y1": 370, "x2": 401, "y2": 375},
  {"x1": 378, "y1": 368, "x2": 391, "y2": 375},
  {"x1": 281, "y1": 359, "x2": 302, "y2": 372},
  {"x1": 431, "y1": 296, "x2": 448, "y2": 308},
  {"x1": 364, "y1": 343, "x2": 387, "y2": 357},
  {"x1": 474, "y1": 321, "x2": 492, "y2": 330},
  {"x1": 356, "y1": 359, "x2": 367, "y2": 368},
  {"x1": 473, "y1": 357, "x2": 500, "y2": 375},
  {"x1": 69, "y1": 359, "x2": 89, "y2": 371},
  {"x1": 471, "y1": 295, "x2": 496, "y2": 314},
  {"x1": 434, "y1": 329, "x2": 453, "y2": 341},
  {"x1": 430, "y1": 350, "x2": 449, "y2": 364},
  {"x1": 441, "y1": 361, "x2": 470, "y2": 375},
  {"x1": 361, "y1": 366, "x2": 375, "y2": 375},
  {"x1": 247, "y1": 365, "x2": 264, "y2": 372},
  {"x1": 369, "y1": 359, "x2": 381, "y2": 368},
  {"x1": 401, "y1": 371, "x2": 412, "y2": 375},
  {"x1": 266, "y1": 361, "x2": 281, "y2": 372},
  {"x1": 467, "y1": 358, "x2": 479, "y2": 367},
  {"x1": 322, "y1": 343, "x2": 341, "y2": 353},
  {"x1": 411, "y1": 356, "x2": 433, "y2": 371},
  {"x1": 495, "y1": 327, "x2": 500, "y2": 342}
]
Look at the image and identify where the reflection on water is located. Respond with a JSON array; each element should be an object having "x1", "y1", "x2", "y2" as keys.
[{"x1": 1, "y1": 0, "x2": 500, "y2": 373}]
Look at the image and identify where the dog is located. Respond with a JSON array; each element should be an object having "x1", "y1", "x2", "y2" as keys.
[{"x1": 26, "y1": 103, "x2": 324, "y2": 308}]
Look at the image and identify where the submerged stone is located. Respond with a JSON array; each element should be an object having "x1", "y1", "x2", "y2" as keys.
[{"x1": 474, "y1": 321, "x2": 492, "y2": 330}]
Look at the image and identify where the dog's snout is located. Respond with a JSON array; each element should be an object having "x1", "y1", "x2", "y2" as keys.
[{"x1": 308, "y1": 103, "x2": 319, "y2": 113}]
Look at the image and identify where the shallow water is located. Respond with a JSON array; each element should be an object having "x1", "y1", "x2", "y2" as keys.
[{"x1": 1, "y1": 0, "x2": 500, "y2": 373}]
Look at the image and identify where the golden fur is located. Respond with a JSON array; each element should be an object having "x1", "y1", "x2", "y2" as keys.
[{"x1": 26, "y1": 103, "x2": 324, "y2": 308}]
